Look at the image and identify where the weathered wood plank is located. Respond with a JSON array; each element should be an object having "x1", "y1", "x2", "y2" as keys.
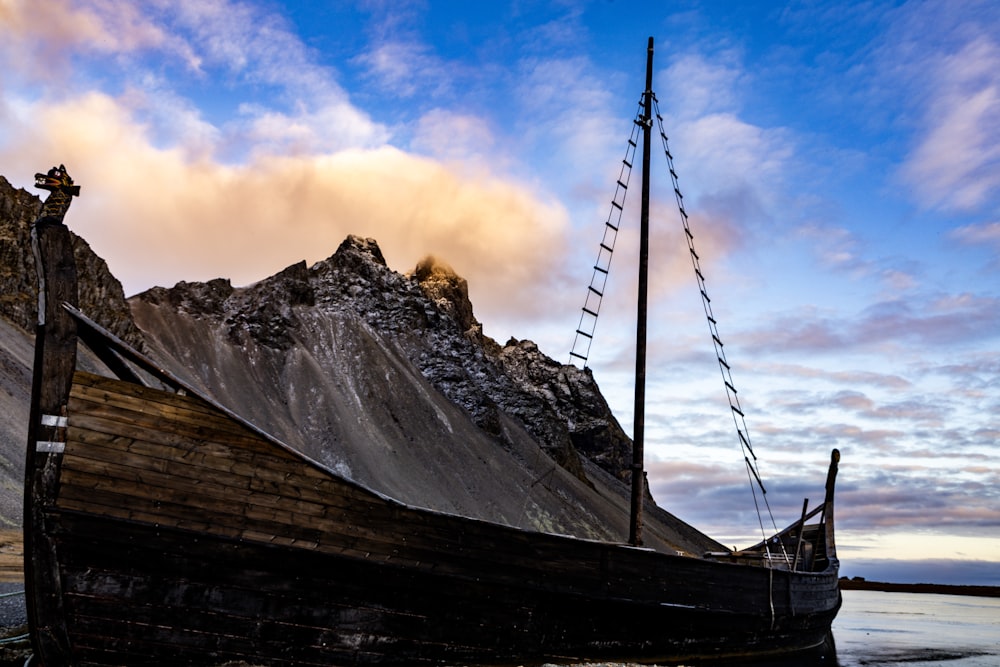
[
  {"x1": 74, "y1": 371, "x2": 248, "y2": 431},
  {"x1": 63, "y1": 423, "x2": 340, "y2": 490},
  {"x1": 60, "y1": 452, "x2": 338, "y2": 518},
  {"x1": 68, "y1": 390, "x2": 288, "y2": 456},
  {"x1": 58, "y1": 434, "x2": 792, "y2": 606}
]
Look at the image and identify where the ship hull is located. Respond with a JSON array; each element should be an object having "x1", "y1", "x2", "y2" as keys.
[{"x1": 28, "y1": 370, "x2": 840, "y2": 666}]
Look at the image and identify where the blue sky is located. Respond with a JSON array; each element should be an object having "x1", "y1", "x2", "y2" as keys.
[{"x1": 1, "y1": 0, "x2": 998, "y2": 585}]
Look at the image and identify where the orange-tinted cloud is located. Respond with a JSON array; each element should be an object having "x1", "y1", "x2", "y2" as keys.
[{"x1": 0, "y1": 90, "x2": 570, "y2": 330}]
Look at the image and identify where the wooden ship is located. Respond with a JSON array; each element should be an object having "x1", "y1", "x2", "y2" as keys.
[{"x1": 23, "y1": 39, "x2": 841, "y2": 666}]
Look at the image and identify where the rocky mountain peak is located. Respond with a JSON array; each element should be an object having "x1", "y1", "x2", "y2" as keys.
[
  {"x1": 127, "y1": 233, "x2": 636, "y2": 487},
  {"x1": 138, "y1": 278, "x2": 235, "y2": 318},
  {"x1": 411, "y1": 256, "x2": 478, "y2": 337},
  {"x1": 327, "y1": 234, "x2": 388, "y2": 274}
]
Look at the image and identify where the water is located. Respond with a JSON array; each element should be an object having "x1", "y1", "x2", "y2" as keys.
[
  {"x1": 563, "y1": 590, "x2": 1000, "y2": 667},
  {"x1": 832, "y1": 590, "x2": 1000, "y2": 667}
]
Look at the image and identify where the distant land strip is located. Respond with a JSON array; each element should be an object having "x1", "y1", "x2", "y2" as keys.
[{"x1": 840, "y1": 577, "x2": 1000, "y2": 598}]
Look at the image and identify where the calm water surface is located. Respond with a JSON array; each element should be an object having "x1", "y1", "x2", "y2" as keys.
[
  {"x1": 563, "y1": 590, "x2": 1000, "y2": 667},
  {"x1": 831, "y1": 590, "x2": 1000, "y2": 667}
]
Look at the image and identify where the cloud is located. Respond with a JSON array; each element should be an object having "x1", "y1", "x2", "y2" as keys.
[
  {"x1": 884, "y1": 2, "x2": 1000, "y2": 213},
  {"x1": 660, "y1": 52, "x2": 745, "y2": 120},
  {"x1": 652, "y1": 49, "x2": 797, "y2": 227},
  {"x1": 0, "y1": 0, "x2": 577, "y2": 327},
  {"x1": 514, "y1": 56, "x2": 620, "y2": 174},
  {"x1": 667, "y1": 113, "x2": 793, "y2": 214},
  {"x1": 950, "y1": 221, "x2": 1000, "y2": 249},
  {"x1": 157, "y1": 0, "x2": 388, "y2": 154},
  {"x1": 738, "y1": 290, "x2": 1000, "y2": 355},
  {"x1": 757, "y1": 364, "x2": 912, "y2": 391},
  {"x1": 648, "y1": 440, "x2": 1000, "y2": 553},
  {"x1": 154, "y1": 0, "x2": 335, "y2": 92},
  {"x1": 839, "y1": 475, "x2": 1000, "y2": 532},
  {"x1": 0, "y1": 0, "x2": 192, "y2": 79},
  {"x1": 234, "y1": 100, "x2": 388, "y2": 157},
  {"x1": 0, "y1": 89, "x2": 569, "y2": 322},
  {"x1": 4, "y1": 0, "x2": 388, "y2": 156},
  {"x1": 795, "y1": 223, "x2": 871, "y2": 275},
  {"x1": 410, "y1": 109, "x2": 497, "y2": 165},
  {"x1": 355, "y1": 40, "x2": 453, "y2": 99}
]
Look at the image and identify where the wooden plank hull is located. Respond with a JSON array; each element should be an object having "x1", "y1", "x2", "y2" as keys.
[{"x1": 28, "y1": 371, "x2": 840, "y2": 665}]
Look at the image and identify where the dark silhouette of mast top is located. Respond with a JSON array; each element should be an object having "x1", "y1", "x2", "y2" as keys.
[{"x1": 629, "y1": 36, "x2": 654, "y2": 547}]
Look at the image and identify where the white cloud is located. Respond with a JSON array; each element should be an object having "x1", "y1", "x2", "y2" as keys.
[
  {"x1": 515, "y1": 56, "x2": 618, "y2": 157},
  {"x1": 411, "y1": 109, "x2": 497, "y2": 166},
  {"x1": 0, "y1": 0, "x2": 199, "y2": 81},
  {"x1": 666, "y1": 112, "x2": 794, "y2": 221},
  {"x1": 887, "y1": 5, "x2": 1000, "y2": 213},
  {"x1": 660, "y1": 52, "x2": 745, "y2": 120},
  {"x1": 355, "y1": 40, "x2": 453, "y2": 99},
  {"x1": 950, "y1": 221, "x2": 1000, "y2": 249}
]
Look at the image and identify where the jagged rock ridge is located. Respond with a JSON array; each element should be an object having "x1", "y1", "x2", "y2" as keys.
[
  {"x1": 132, "y1": 235, "x2": 716, "y2": 553},
  {"x1": 139, "y1": 236, "x2": 627, "y2": 486}
]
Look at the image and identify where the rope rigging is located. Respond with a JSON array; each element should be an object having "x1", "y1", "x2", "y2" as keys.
[
  {"x1": 651, "y1": 95, "x2": 786, "y2": 558},
  {"x1": 568, "y1": 97, "x2": 644, "y2": 367},
  {"x1": 569, "y1": 87, "x2": 789, "y2": 560}
]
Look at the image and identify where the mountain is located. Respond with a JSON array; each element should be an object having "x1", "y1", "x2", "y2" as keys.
[{"x1": 0, "y1": 175, "x2": 720, "y2": 556}]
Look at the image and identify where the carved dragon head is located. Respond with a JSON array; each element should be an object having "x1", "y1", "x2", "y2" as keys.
[{"x1": 35, "y1": 164, "x2": 80, "y2": 196}]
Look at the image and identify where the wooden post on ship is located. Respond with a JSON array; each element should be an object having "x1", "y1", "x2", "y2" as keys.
[
  {"x1": 24, "y1": 165, "x2": 80, "y2": 660},
  {"x1": 629, "y1": 37, "x2": 655, "y2": 547}
]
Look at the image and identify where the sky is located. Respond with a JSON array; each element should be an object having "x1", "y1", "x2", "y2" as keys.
[{"x1": 1, "y1": 0, "x2": 998, "y2": 585}]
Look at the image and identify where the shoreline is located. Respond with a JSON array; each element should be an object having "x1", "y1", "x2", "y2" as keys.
[{"x1": 840, "y1": 577, "x2": 1000, "y2": 598}]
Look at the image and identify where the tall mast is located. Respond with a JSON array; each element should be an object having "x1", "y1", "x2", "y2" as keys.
[{"x1": 629, "y1": 36, "x2": 654, "y2": 547}]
